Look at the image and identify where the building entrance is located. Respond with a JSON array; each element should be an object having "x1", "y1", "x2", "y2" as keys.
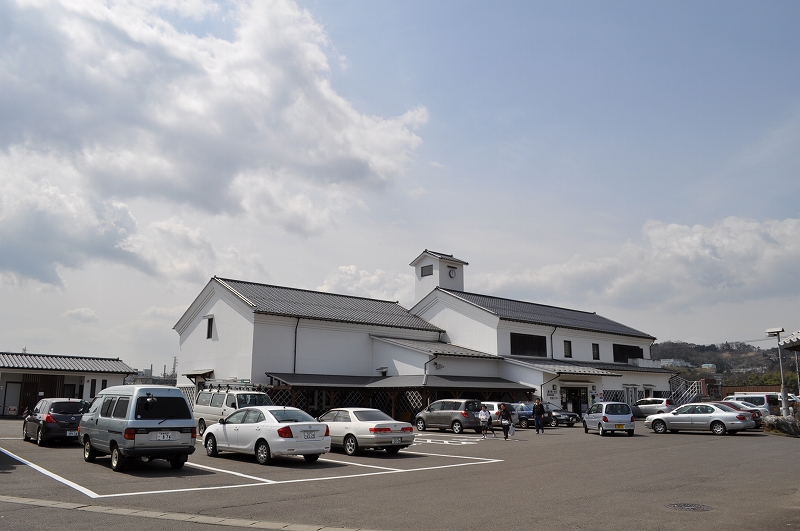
[{"x1": 561, "y1": 387, "x2": 588, "y2": 415}]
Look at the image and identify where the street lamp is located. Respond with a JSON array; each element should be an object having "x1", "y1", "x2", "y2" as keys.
[{"x1": 766, "y1": 327, "x2": 789, "y2": 416}]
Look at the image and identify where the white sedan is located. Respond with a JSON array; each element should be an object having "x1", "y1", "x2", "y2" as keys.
[
  {"x1": 318, "y1": 407, "x2": 415, "y2": 456},
  {"x1": 203, "y1": 406, "x2": 330, "y2": 464}
]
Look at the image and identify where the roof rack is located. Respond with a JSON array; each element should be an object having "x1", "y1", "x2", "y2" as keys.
[{"x1": 200, "y1": 380, "x2": 272, "y2": 392}]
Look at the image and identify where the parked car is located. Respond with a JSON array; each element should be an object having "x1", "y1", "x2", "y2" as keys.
[
  {"x1": 515, "y1": 402, "x2": 553, "y2": 428},
  {"x1": 194, "y1": 388, "x2": 274, "y2": 435},
  {"x1": 583, "y1": 402, "x2": 635, "y2": 436},
  {"x1": 23, "y1": 398, "x2": 88, "y2": 446},
  {"x1": 414, "y1": 399, "x2": 482, "y2": 434},
  {"x1": 204, "y1": 406, "x2": 330, "y2": 464},
  {"x1": 631, "y1": 398, "x2": 676, "y2": 418},
  {"x1": 727, "y1": 399, "x2": 769, "y2": 420},
  {"x1": 542, "y1": 402, "x2": 580, "y2": 427},
  {"x1": 644, "y1": 402, "x2": 756, "y2": 435},
  {"x1": 481, "y1": 402, "x2": 519, "y2": 427},
  {"x1": 713, "y1": 401, "x2": 761, "y2": 428},
  {"x1": 318, "y1": 408, "x2": 415, "y2": 455},
  {"x1": 723, "y1": 393, "x2": 781, "y2": 415},
  {"x1": 80, "y1": 385, "x2": 196, "y2": 472}
]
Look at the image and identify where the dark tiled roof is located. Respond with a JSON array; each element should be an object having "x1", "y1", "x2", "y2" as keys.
[
  {"x1": 266, "y1": 372, "x2": 533, "y2": 390},
  {"x1": 505, "y1": 357, "x2": 621, "y2": 376},
  {"x1": 0, "y1": 353, "x2": 135, "y2": 374},
  {"x1": 439, "y1": 289, "x2": 655, "y2": 340},
  {"x1": 216, "y1": 278, "x2": 442, "y2": 332},
  {"x1": 565, "y1": 360, "x2": 677, "y2": 374},
  {"x1": 371, "y1": 337, "x2": 498, "y2": 359},
  {"x1": 409, "y1": 249, "x2": 469, "y2": 266}
]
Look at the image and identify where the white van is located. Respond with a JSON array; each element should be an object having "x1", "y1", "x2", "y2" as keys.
[
  {"x1": 194, "y1": 389, "x2": 274, "y2": 435},
  {"x1": 79, "y1": 385, "x2": 196, "y2": 472}
]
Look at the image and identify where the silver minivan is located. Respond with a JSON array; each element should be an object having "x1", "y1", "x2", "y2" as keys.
[
  {"x1": 79, "y1": 385, "x2": 196, "y2": 472},
  {"x1": 414, "y1": 399, "x2": 482, "y2": 434},
  {"x1": 583, "y1": 402, "x2": 635, "y2": 437}
]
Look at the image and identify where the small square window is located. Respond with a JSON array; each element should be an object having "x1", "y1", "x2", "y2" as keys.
[
  {"x1": 563, "y1": 340, "x2": 572, "y2": 358},
  {"x1": 421, "y1": 265, "x2": 433, "y2": 277},
  {"x1": 592, "y1": 343, "x2": 600, "y2": 360}
]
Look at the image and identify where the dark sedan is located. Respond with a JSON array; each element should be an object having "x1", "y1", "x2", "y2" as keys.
[
  {"x1": 23, "y1": 398, "x2": 88, "y2": 446},
  {"x1": 539, "y1": 402, "x2": 580, "y2": 427},
  {"x1": 516, "y1": 402, "x2": 555, "y2": 428}
]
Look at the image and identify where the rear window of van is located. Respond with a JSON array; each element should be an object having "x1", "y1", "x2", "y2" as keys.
[{"x1": 135, "y1": 396, "x2": 192, "y2": 420}]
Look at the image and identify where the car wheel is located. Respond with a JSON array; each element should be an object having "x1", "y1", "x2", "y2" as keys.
[
  {"x1": 198, "y1": 419, "x2": 207, "y2": 436},
  {"x1": 652, "y1": 420, "x2": 667, "y2": 434},
  {"x1": 549, "y1": 417, "x2": 558, "y2": 427},
  {"x1": 519, "y1": 418, "x2": 529, "y2": 429},
  {"x1": 566, "y1": 423, "x2": 575, "y2": 427},
  {"x1": 451, "y1": 420, "x2": 463, "y2": 434},
  {"x1": 205, "y1": 434, "x2": 218, "y2": 457},
  {"x1": 169, "y1": 458, "x2": 185, "y2": 469},
  {"x1": 415, "y1": 418, "x2": 426, "y2": 431},
  {"x1": 599, "y1": 424, "x2": 607, "y2": 436},
  {"x1": 255, "y1": 440, "x2": 271, "y2": 465},
  {"x1": 22, "y1": 422, "x2": 30, "y2": 442},
  {"x1": 343, "y1": 435, "x2": 359, "y2": 456},
  {"x1": 83, "y1": 438, "x2": 97, "y2": 462},
  {"x1": 385, "y1": 447, "x2": 401, "y2": 455},
  {"x1": 626, "y1": 430, "x2": 634, "y2": 437},
  {"x1": 110, "y1": 446, "x2": 126, "y2": 472},
  {"x1": 303, "y1": 454, "x2": 320, "y2": 463},
  {"x1": 36, "y1": 427, "x2": 45, "y2": 447},
  {"x1": 711, "y1": 421, "x2": 727, "y2": 436}
]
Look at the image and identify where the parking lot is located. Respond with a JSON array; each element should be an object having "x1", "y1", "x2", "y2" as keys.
[{"x1": 2, "y1": 418, "x2": 800, "y2": 530}]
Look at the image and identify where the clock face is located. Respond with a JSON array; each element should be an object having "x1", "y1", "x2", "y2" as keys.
[{"x1": 449, "y1": 269, "x2": 456, "y2": 278}]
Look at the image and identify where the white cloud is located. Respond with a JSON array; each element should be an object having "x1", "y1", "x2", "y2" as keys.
[
  {"x1": 318, "y1": 265, "x2": 414, "y2": 306},
  {"x1": 480, "y1": 217, "x2": 800, "y2": 310},
  {"x1": 63, "y1": 307, "x2": 98, "y2": 323}
]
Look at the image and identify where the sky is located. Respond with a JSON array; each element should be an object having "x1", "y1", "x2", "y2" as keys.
[{"x1": 1, "y1": 0, "x2": 799, "y2": 372}]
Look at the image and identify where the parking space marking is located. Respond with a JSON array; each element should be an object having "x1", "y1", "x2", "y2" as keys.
[
  {"x1": 319, "y1": 457, "x2": 401, "y2": 471},
  {"x1": 0, "y1": 447, "x2": 99, "y2": 498},
  {"x1": 184, "y1": 461, "x2": 276, "y2": 482}
]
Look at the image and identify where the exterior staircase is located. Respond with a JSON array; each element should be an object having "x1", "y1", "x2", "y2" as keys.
[{"x1": 669, "y1": 374, "x2": 702, "y2": 406}]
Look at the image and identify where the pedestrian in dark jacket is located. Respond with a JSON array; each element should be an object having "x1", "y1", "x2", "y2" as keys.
[
  {"x1": 533, "y1": 398, "x2": 546, "y2": 434},
  {"x1": 497, "y1": 403, "x2": 513, "y2": 440}
]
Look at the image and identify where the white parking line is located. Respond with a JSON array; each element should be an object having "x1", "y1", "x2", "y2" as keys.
[
  {"x1": 184, "y1": 462, "x2": 276, "y2": 482},
  {"x1": 0, "y1": 447, "x2": 99, "y2": 498},
  {"x1": 319, "y1": 457, "x2": 401, "y2": 471}
]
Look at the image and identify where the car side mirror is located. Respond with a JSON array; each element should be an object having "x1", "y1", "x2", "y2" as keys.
[
  {"x1": 671, "y1": 411, "x2": 678, "y2": 415},
  {"x1": 219, "y1": 418, "x2": 226, "y2": 424}
]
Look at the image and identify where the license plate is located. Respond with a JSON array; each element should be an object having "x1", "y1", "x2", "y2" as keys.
[
  {"x1": 304, "y1": 432, "x2": 315, "y2": 439},
  {"x1": 392, "y1": 437, "x2": 401, "y2": 444},
  {"x1": 615, "y1": 424, "x2": 625, "y2": 429},
  {"x1": 156, "y1": 432, "x2": 172, "y2": 441},
  {"x1": 66, "y1": 430, "x2": 78, "y2": 437}
]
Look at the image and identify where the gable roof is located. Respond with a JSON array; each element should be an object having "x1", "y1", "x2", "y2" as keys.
[
  {"x1": 409, "y1": 249, "x2": 469, "y2": 266},
  {"x1": 438, "y1": 288, "x2": 655, "y2": 340},
  {"x1": 215, "y1": 277, "x2": 442, "y2": 332},
  {"x1": 371, "y1": 337, "x2": 498, "y2": 359},
  {"x1": 0, "y1": 352, "x2": 135, "y2": 374}
]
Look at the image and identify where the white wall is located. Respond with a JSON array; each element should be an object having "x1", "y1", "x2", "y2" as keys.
[
  {"x1": 412, "y1": 254, "x2": 466, "y2": 304},
  {"x1": 176, "y1": 281, "x2": 255, "y2": 386},
  {"x1": 413, "y1": 292, "x2": 499, "y2": 354}
]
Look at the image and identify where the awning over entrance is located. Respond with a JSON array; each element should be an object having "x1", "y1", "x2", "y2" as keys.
[
  {"x1": 182, "y1": 369, "x2": 215, "y2": 384},
  {"x1": 505, "y1": 357, "x2": 621, "y2": 377},
  {"x1": 266, "y1": 372, "x2": 533, "y2": 391}
]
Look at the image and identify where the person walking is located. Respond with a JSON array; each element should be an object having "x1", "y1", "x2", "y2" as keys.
[
  {"x1": 533, "y1": 398, "x2": 546, "y2": 434},
  {"x1": 478, "y1": 405, "x2": 492, "y2": 439},
  {"x1": 497, "y1": 403, "x2": 513, "y2": 440}
]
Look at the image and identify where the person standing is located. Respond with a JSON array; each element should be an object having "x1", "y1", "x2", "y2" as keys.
[
  {"x1": 533, "y1": 398, "x2": 546, "y2": 434},
  {"x1": 478, "y1": 405, "x2": 492, "y2": 439},
  {"x1": 497, "y1": 403, "x2": 513, "y2": 440}
]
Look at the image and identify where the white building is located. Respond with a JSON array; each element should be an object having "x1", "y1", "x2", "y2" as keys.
[{"x1": 175, "y1": 250, "x2": 675, "y2": 418}]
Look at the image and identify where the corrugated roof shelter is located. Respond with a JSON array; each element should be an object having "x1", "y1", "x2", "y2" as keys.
[{"x1": 0, "y1": 353, "x2": 135, "y2": 374}]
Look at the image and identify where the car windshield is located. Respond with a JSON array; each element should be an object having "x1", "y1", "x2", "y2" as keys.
[
  {"x1": 235, "y1": 394, "x2": 274, "y2": 407},
  {"x1": 353, "y1": 410, "x2": 394, "y2": 422},
  {"x1": 134, "y1": 396, "x2": 192, "y2": 420},
  {"x1": 269, "y1": 409, "x2": 316, "y2": 423},
  {"x1": 50, "y1": 401, "x2": 87, "y2": 414},
  {"x1": 605, "y1": 404, "x2": 631, "y2": 415},
  {"x1": 714, "y1": 403, "x2": 737, "y2": 413}
]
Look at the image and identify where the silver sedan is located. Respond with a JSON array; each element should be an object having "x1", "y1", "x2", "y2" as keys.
[
  {"x1": 318, "y1": 408, "x2": 415, "y2": 455},
  {"x1": 644, "y1": 402, "x2": 756, "y2": 435}
]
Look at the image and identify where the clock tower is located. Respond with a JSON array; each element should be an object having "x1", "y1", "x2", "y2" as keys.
[{"x1": 409, "y1": 250, "x2": 468, "y2": 304}]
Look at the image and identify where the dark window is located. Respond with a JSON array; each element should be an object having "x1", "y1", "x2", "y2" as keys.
[
  {"x1": 196, "y1": 392, "x2": 212, "y2": 406},
  {"x1": 592, "y1": 343, "x2": 600, "y2": 360},
  {"x1": 100, "y1": 397, "x2": 116, "y2": 417},
  {"x1": 89, "y1": 379, "x2": 97, "y2": 399},
  {"x1": 318, "y1": 411, "x2": 337, "y2": 422},
  {"x1": 354, "y1": 410, "x2": 393, "y2": 422},
  {"x1": 244, "y1": 410, "x2": 265, "y2": 423},
  {"x1": 234, "y1": 393, "x2": 274, "y2": 407},
  {"x1": 428, "y1": 402, "x2": 443, "y2": 412},
  {"x1": 335, "y1": 411, "x2": 352, "y2": 422},
  {"x1": 563, "y1": 340, "x2": 572, "y2": 358},
  {"x1": 268, "y1": 409, "x2": 316, "y2": 423},
  {"x1": 209, "y1": 394, "x2": 225, "y2": 408},
  {"x1": 50, "y1": 401, "x2": 86, "y2": 415},
  {"x1": 465, "y1": 401, "x2": 481, "y2": 412},
  {"x1": 101, "y1": 379, "x2": 107, "y2": 390},
  {"x1": 207, "y1": 317, "x2": 213, "y2": 339},
  {"x1": 225, "y1": 410, "x2": 248, "y2": 424},
  {"x1": 421, "y1": 265, "x2": 433, "y2": 277},
  {"x1": 134, "y1": 396, "x2": 192, "y2": 420},
  {"x1": 511, "y1": 333, "x2": 547, "y2": 357},
  {"x1": 112, "y1": 397, "x2": 130, "y2": 419},
  {"x1": 225, "y1": 394, "x2": 237, "y2": 408},
  {"x1": 613, "y1": 344, "x2": 644, "y2": 363}
]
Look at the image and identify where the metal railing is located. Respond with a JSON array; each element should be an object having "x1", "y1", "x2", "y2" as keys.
[{"x1": 669, "y1": 375, "x2": 702, "y2": 406}]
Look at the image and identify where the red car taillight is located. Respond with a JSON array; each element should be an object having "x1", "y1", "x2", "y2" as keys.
[
  {"x1": 631, "y1": 416, "x2": 635, "y2": 423},
  {"x1": 277, "y1": 426, "x2": 293, "y2": 438},
  {"x1": 324, "y1": 425, "x2": 330, "y2": 437},
  {"x1": 124, "y1": 428, "x2": 136, "y2": 440},
  {"x1": 44, "y1": 414, "x2": 56, "y2": 424},
  {"x1": 602, "y1": 416, "x2": 609, "y2": 423},
  {"x1": 191, "y1": 427, "x2": 197, "y2": 439},
  {"x1": 736, "y1": 414, "x2": 747, "y2": 421},
  {"x1": 370, "y1": 427, "x2": 392, "y2": 433},
  {"x1": 401, "y1": 426, "x2": 413, "y2": 432},
  {"x1": 460, "y1": 411, "x2": 469, "y2": 418}
]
